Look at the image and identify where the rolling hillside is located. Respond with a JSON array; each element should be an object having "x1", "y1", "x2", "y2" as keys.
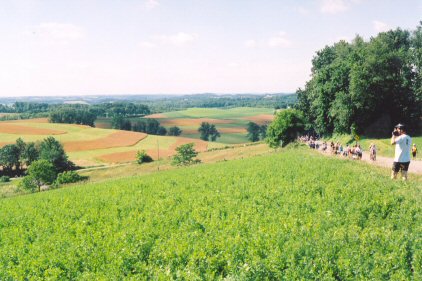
[
  {"x1": 0, "y1": 119, "x2": 223, "y2": 167},
  {"x1": 96, "y1": 107, "x2": 275, "y2": 144},
  {"x1": 0, "y1": 148, "x2": 420, "y2": 279}
]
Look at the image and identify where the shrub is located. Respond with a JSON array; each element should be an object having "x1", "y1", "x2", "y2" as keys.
[
  {"x1": 18, "y1": 175, "x2": 38, "y2": 192},
  {"x1": 172, "y1": 143, "x2": 199, "y2": 166},
  {"x1": 55, "y1": 171, "x2": 88, "y2": 185},
  {"x1": 136, "y1": 150, "x2": 153, "y2": 164},
  {"x1": 20, "y1": 160, "x2": 57, "y2": 192},
  {"x1": 266, "y1": 109, "x2": 305, "y2": 147},
  {"x1": 0, "y1": 176, "x2": 10, "y2": 183}
]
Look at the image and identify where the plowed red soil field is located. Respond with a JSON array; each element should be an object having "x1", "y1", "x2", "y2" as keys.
[
  {"x1": 242, "y1": 114, "x2": 274, "y2": 124},
  {"x1": 0, "y1": 123, "x2": 66, "y2": 135},
  {"x1": 64, "y1": 131, "x2": 147, "y2": 152}
]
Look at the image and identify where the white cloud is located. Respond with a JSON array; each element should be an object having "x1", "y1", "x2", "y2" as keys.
[
  {"x1": 320, "y1": 0, "x2": 349, "y2": 14},
  {"x1": 268, "y1": 32, "x2": 292, "y2": 48},
  {"x1": 29, "y1": 22, "x2": 84, "y2": 45},
  {"x1": 244, "y1": 39, "x2": 258, "y2": 48},
  {"x1": 145, "y1": 0, "x2": 159, "y2": 11},
  {"x1": 157, "y1": 32, "x2": 197, "y2": 47},
  {"x1": 139, "y1": 41, "x2": 156, "y2": 48},
  {"x1": 373, "y1": 20, "x2": 389, "y2": 32}
]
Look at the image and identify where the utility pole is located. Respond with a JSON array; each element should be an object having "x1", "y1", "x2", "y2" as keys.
[{"x1": 157, "y1": 139, "x2": 160, "y2": 171}]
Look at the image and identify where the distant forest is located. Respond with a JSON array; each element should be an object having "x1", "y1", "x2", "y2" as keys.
[
  {"x1": 0, "y1": 94, "x2": 296, "y2": 125},
  {"x1": 296, "y1": 22, "x2": 422, "y2": 136}
]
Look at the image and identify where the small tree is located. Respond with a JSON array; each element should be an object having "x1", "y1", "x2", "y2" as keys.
[
  {"x1": 168, "y1": 126, "x2": 182, "y2": 136},
  {"x1": 136, "y1": 150, "x2": 153, "y2": 164},
  {"x1": 54, "y1": 171, "x2": 88, "y2": 185},
  {"x1": 20, "y1": 159, "x2": 57, "y2": 192},
  {"x1": 39, "y1": 137, "x2": 74, "y2": 172},
  {"x1": 198, "y1": 122, "x2": 220, "y2": 141},
  {"x1": 172, "y1": 143, "x2": 199, "y2": 166},
  {"x1": 266, "y1": 109, "x2": 306, "y2": 148},
  {"x1": 247, "y1": 122, "x2": 261, "y2": 142}
]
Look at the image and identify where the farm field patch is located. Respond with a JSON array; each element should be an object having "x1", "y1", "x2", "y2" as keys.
[
  {"x1": 0, "y1": 123, "x2": 66, "y2": 135},
  {"x1": 64, "y1": 131, "x2": 147, "y2": 152},
  {"x1": 0, "y1": 120, "x2": 218, "y2": 167},
  {"x1": 0, "y1": 148, "x2": 419, "y2": 279},
  {"x1": 96, "y1": 107, "x2": 275, "y2": 144}
]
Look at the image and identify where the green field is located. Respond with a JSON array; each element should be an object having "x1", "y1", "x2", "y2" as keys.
[
  {"x1": 157, "y1": 107, "x2": 275, "y2": 119},
  {"x1": 0, "y1": 148, "x2": 420, "y2": 279}
]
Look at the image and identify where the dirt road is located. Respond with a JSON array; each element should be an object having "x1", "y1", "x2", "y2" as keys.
[{"x1": 312, "y1": 142, "x2": 422, "y2": 174}]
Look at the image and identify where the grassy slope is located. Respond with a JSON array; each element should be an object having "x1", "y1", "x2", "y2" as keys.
[{"x1": 0, "y1": 148, "x2": 420, "y2": 280}]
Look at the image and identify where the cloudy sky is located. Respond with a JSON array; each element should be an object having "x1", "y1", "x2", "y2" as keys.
[{"x1": 0, "y1": 0, "x2": 421, "y2": 97}]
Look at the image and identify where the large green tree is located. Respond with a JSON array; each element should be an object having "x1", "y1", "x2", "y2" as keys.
[
  {"x1": 266, "y1": 109, "x2": 305, "y2": 148},
  {"x1": 296, "y1": 24, "x2": 422, "y2": 136}
]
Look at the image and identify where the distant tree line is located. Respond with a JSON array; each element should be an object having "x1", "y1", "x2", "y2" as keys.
[
  {"x1": 142, "y1": 94, "x2": 297, "y2": 112},
  {"x1": 0, "y1": 102, "x2": 152, "y2": 127},
  {"x1": 296, "y1": 23, "x2": 422, "y2": 136},
  {"x1": 111, "y1": 116, "x2": 182, "y2": 136},
  {"x1": 49, "y1": 108, "x2": 97, "y2": 126}
]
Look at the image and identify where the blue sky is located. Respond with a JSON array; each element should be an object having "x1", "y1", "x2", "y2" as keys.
[{"x1": 0, "y1": 0, "x2": 421, "y2": 96}]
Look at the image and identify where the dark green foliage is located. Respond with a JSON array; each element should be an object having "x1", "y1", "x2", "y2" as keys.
[
  {"x1": 20, "y1": 159, "x2": 57, "y2": 192},
  {"x1": 168, "y1": 126, "x2": 182, "y2": 136},
  {"x1": 0, "y1": 149, "x2": 419, "y2": 279},
  {"x1": 296, "y1": 23, "x2": 422, "y2": 136},
  {"x1": 112, "y1": 115, "x2": 132, "y2": 130},
  {"x1": 0, "y1": 144, "x2": 20, "y2": 175},
  {"x1": 13, "y1": 102, "x2": 49, "y2": 113},
  {"x1": 39, "y1": 137, "x2": 74, "y2": 173},
  {"x1": 198, "y1": 122, "x2": 220, "y2": 141},
  {"x1": 0, "y1": 176, "x2": 10, "y2": 183},
  {"x1": 259, "y1": 124, "x2": 267, "y2": 139},
  {"x1": 49, "y1": 107, "x2": 97, "y2": 126},
  {"x1": 54, "y1": 171, "x2": 88, "y2": 185},
  {"x1": 266, "y1": 109, "x2": 305, "y2": 147},
  {"x1": 172, "y1": 143, "x2": 199, "y2": 165},
  {"x1": 91, "y1": 102, "x2": 150, "y2": 117},
  {"x1": 136, "y1": 150, "x2": 153, "y2": 164},
  {"x1": 20, "y1": 142, "x2": 39, "y2": 166},
  {"x1": 131, "y1": 119, "x2": 167, "y2": 135},
  {"x1": 246, "y1": 122, "x2": 268, "y2": 142},
  {"x1": 247, "y1": 122, "x2": 261, "y2": 142}
]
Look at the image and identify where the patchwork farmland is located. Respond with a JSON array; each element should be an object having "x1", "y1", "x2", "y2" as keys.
[
  {"x1": 0, "y1": 119, "x2": 223, "y2": 167},
  {"x1": 96, "y1": 107, "x2": 275, "y2": 144}
]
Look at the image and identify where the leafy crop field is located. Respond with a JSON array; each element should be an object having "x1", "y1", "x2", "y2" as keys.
[
  {"x1": 97, "y1": 107, "x2": 275, "y2": 144},
  {"x1": 0, "y1": 148, "x2": 420, "y2": 279}
]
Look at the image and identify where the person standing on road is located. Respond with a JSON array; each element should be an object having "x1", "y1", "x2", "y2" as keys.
[
  {"x1": 412, "y1": 144, "x2": 417, "y2": 159},
  {"x1": 391, "y1": 124, "x2": 412, "y2": 180}
]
